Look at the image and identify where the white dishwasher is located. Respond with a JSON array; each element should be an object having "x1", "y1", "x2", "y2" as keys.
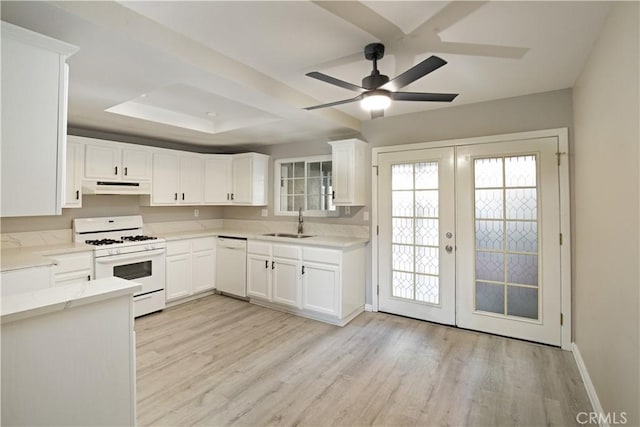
[{"x1": 215, "y1": 236, "x2": 247, "y2": 298}]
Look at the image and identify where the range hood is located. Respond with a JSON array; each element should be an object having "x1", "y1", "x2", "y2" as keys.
[{"x1": 82, "y1": 180, "x2": 151, "y2": 195}]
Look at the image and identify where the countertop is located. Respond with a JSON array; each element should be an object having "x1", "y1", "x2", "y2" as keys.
[
  {"x1": 1, "y1": 242, "x2": 93, "y2": 272},
  {"x1": 1, "y1": 228, "x2": 369, "y2": 273},
  {"x1": 161, "y1": 228, "x2": 370, "y2": 249},
  {"x1": 1, "y1": 277, "x2": 141, "y2": 324}
]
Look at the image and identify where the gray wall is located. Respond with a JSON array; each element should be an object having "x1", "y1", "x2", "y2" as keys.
[
  {"x1": 224, "y1": 89, "x2": 575, "y2": 305},
  {"x1": 572, "y1": 2, "x2": 639, "y2": 424}
]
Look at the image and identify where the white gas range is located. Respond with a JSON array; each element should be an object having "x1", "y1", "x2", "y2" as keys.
[{"x1": 73, "y1": 215, "x2": 166, "y2": 317}]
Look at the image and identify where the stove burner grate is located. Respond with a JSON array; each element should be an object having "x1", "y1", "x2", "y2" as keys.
[
  {"x1": 85, "y1": 238, "x2": 124, "y2": 246},
  {"x1": 121, "y1": 235, "x2": 158, "y2": 242}
]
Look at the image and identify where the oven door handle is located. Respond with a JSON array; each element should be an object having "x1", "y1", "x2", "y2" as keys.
[{"x1": 95, "y1": 248, "x2": 166, "y2": 264}]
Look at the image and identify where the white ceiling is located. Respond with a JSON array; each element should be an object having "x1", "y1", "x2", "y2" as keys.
[{"x1": 1, "y1": 1, "x2": 612, "y2": 150}]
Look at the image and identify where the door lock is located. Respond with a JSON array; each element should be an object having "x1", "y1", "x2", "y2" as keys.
[{"x1": 445, "y1": 245, "x2": 453, "y2": 253}]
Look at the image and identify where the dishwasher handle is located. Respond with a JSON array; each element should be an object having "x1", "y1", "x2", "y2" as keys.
[{"x1": 217, "y1": 236, "x2": 247, "y2": 250}]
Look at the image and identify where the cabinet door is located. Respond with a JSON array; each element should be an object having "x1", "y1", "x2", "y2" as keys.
[
  {"x1": 231, "y1": 155, "x2": 252, "y2": 203},
  {"x1": 331, "y1": 143, "x2": 352, "y2": 204},
  {"x1": 64, "y1": 141, "x2": 83, "y2": 208},
  {"x1": 151, "y1": 153, "x2": 180, "y2": 205},
  {"x1": 247, "y1": 254, "x2": 271, "y2": 301},
  {"x1": 302, "y1": 262, "x2": 340, "y2": 316},
  {"x1": 192, "y1": 249, "x2": 215, "y2": 293},
  {"x1": 1, "y1": 29, "x2": 65, "y2": 217},
  {"x1": 272, "y1": 257, "x2": 301, "y2": 308},
  {"x1": 204, "y1": 156, "x2": 232, "y2": 204},
  {"x1": 85, "y1": 144, "x2": 120, "y2": 179},
  {"x1": 180, "y1": 156, "x2": 203, "y2": 204},
  {"x1": 166, "y1": 254, "x2": 192, "y2": 301},
  {"x1": 122, "y1": 148, "x2": 151, "y2": 181}
]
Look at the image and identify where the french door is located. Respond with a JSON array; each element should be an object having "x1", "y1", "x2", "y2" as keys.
[
  {"x1": 378, "y1": 147, "x2": 456, "y2": 325},
  {"x1": 377, "y1": 136, "x2": 563, "y2": 346}
]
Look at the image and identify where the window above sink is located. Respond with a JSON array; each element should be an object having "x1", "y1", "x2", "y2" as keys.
[{"x1": 274, "y1": 155, "x2": 338, "y2": 217}]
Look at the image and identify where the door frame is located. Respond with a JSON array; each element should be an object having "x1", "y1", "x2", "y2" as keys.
[{"x1": 371, "y1": 128, "x2": 572, "y2": 350}]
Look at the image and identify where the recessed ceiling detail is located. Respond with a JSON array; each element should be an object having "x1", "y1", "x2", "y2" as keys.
[{"x1": 105, "y1": 84, "x2": 281, "y2": 134}]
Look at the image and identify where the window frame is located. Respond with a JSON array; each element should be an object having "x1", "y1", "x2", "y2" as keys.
[{"x1": 274, "y1": 155, "x2": 338, "y2": 217}]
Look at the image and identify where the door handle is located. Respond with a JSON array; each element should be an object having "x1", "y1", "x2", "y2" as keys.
[{"x1": 445, "y1": 245, "x2": 453, "y2": 254}]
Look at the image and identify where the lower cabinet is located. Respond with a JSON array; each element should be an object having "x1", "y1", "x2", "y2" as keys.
[
  {"x1": 49, "y1": 251, "x2": 93, "y2": 286},
  {"x1": 1, "y1": 266, "x2": 53, "y2": 297},
  {"x1": 247, "y1": 240, "x2": 365, "y2": 326},
  {"x1": 166, "y1": 237, "x2": 215, "y2": 302}
]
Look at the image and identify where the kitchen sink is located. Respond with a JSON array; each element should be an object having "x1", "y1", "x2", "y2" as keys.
[{"x1": 262, "y1": 233, "x2": 314, "y2": 239}]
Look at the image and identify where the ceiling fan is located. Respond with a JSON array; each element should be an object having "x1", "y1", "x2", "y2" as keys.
[{"x1": 304, "y1": 43, "x2": 458, "y2": 119}]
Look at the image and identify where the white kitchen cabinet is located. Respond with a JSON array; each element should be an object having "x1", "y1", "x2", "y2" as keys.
[
  {"x1": 1, "y1": 22, "x2": 78, "y2": 217},
  {"x1": 180, "y1": 155, "x2": 204, "y2": 204},
  {"x1": 302, "y1": 261, "x2": 340, "y2": 317},
  {"x1": 247, "y1": 242, "x2": 301, "y2": 309},
  {"x1": 247, "y1": 253, "x2": 271, "y2": 300},
  {"x1": 84, "y1": 139, "x2": 152, "y2": 181},
  {"x1": 231, "y1": 153, "x2": 269, "y2": 205},
  {"x1": 49, "y1": 251, "x2": 93, "y2": 287},
  {"x1": 1, "y1": 266, "x2": 53, "y2": 297},
  {"x1": 166, "y1": 237, "x2": 215, "y2": 302},
  {"x1": 192, "y1": 238, "x2": 216, "y2": 294},
  {"x1": 328, "y1": 138, "x2": 368, "y2": 206},
  {"x1": 204, "y1": 155, "x2": 232, "y2": 204},
  {"x1": 148, "y1": 151, "x2": 203, "y2": 206},
  {"x1": 63, "y1": 140, "x2": 84, "y2": 208},
  {"x1": 247, "y1": 240, "x2": 366, "y2": 326}
]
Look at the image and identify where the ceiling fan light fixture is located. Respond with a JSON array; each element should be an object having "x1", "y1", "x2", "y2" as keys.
[{"x1": 360, "y1": 90, "x2": 391, "y2": 111}]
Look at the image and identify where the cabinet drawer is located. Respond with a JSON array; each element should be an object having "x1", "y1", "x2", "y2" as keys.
[
  {"x1": 167, "y1": 240, "x2": 191, "y2": 256},
  {"x1": 303, "y1": 247, "x2": 341, "y2": 265},
  {"x1": 248, "y1": 240, "x2": 271, "y2": 256},
  {"x1": 192, "y1": 237, "x2": 215, "y2": 252},
  {"x1": 51, "y1": 252, "x2": 93, "y2": 275},
  {"x1": 272, "y1": 244, "x2": 301, "y2": 260}
]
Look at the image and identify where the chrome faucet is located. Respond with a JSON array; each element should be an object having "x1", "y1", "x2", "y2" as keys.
[{"x1": 297, "y1": 207, "x2": 304, "y2": 234}]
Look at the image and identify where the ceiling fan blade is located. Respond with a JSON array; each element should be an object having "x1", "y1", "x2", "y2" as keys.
[
  {"x1": 304, "y1": 94, "x2": 364, "y2": 110},
  {"x1": 370, "y1": 109, "x2": 385, "y2": 119},
  {"x1": 391, "y1": 92, "x2": 458, "y2": 102},
  {"x1": 380, "y1": 56, "x2": 447, "y2": 91},
  {"x1": 306, "y1": 71, "x2": 365, "y2": 93}
]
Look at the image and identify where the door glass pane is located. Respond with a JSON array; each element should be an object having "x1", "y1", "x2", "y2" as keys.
[
  {"x1": 390, "y1": 162, "x2": 440, "y2": 305},
  {"x1": 473, "y1": 155, "x2": 540, "y2": 320}
]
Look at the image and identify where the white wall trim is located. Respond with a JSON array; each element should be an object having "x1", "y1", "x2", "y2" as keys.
[
  {"x1": 572, "y1": 342, "x2": 609, "y2": 427},
  {"x1": 364, "y1": 304, "x2": 373, "y2": 312}
]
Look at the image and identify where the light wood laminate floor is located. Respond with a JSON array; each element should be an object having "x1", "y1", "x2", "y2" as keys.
[{"x1": 135, "y1": 294, "x2": 591, "y2": 426}]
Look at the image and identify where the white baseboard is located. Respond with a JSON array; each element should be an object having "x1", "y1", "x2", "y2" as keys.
[
  {"x1": 364, "y1": 304, "x2": 373, "y2": 312},
  {"x1": 572, "y1": 342, "x2": 608, "y2": 427}
]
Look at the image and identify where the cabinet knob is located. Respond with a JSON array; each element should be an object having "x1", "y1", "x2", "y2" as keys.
[
  {"x1": 231, "y1": 193, "x2": 234, "y2": 201},
  {"x1": 332, "y1": 190, "x2": 335, "y2": 200},
  {"x1": 124, "y1": 167, "x2": 128, "y2": 176},
  {"x1": 302, "y1": 265, "x2": 305, "y2": 275},
  {"x1": 265, "y1": 260, "x2": 269, "y2": 269},
  {"x1": 271, "y1": 261, "x2": 275, "y2": 270},
  {"x1": 182, "y1": 193, "x2": 185, "y2": 200},
  {"x1": 174, "y1": 193, "x2": 178, "y2": 201},
  {"x1": 76, "y1": 190, "x2": 80, "y2": 200},
  {"x1": 115, "y1": 166, "x2": 118, "y2": 175}
]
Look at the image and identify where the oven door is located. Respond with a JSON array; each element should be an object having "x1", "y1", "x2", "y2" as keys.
[{"x1": 95, "y1": 249, "x2": 166, "y2": 295}]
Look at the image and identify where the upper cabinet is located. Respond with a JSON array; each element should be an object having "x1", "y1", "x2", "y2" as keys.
[
  {"x1": 203, "y1": 155, "x2": 232, "y2": 204},
  {"x1": 231, "y1": 153, "x2": 269, "y2": 205},
  {"x1": 329, "y1": 138, "x2": 368, "y2": 206},
  {"x1": 63, "y1": 139, "x2": 84, "y2": 209},
  {"x1": 82, "y1": 138, "x2": 152, "y2": 181},
  {"x1": 148, "y1": 151, "x2": 203, "y2": 206},
  {"x1": 1, "y1": 22, "x2": 78, "y2": 217}
]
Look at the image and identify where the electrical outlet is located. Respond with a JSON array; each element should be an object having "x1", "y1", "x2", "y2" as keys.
[
  {"x1": 193, "y1": 209, "x2": 199, "y2": 217},
  {"x1": 345, "y1": 206, "x2": 351, "y2": 215},
  {"x1": 261, "y1": 208, "x2": 268, "y2": 217}
]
